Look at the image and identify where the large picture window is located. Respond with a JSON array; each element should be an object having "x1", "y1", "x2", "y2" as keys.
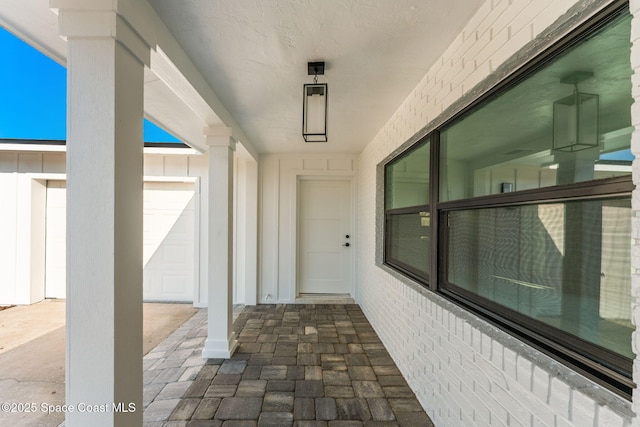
[{"x1": 383, "y1": 3, "x2": 634, "y2": 396}]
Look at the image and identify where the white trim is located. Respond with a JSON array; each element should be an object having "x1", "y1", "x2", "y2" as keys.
[
  {"x1": 0, "y1": 144, "x2": 199, "y2": 156},
  {"x1": 201, "y1": 336, "x2": 238, "y2": 359},
  {"x1": 142, "y1": 147, "x2": 199, "y2": 155},
  {"x1": 24, "y1": 173, "x2": 67, "y2": 181},
  {"x1": 22, "y1": 173, "x2": 198, "y2": 184},
  {"x1": 0, "y1": 144, "x2": 66, "y2": 152},
  {"x1": 143, "y1": 176, "x2": 198, "y2": 183}
]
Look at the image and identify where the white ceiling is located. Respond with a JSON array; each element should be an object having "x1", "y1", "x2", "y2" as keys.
[
  {"x1": 147, "y1": 0, "x2": 485, "y2": 154},
  {"x1": 0, "y1": 0, "x2": 486, "y2": 155}
]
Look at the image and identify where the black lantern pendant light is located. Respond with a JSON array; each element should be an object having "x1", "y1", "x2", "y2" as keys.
[
  {"x1": 303, "y1": 61, "x2": 328, "y2": 142},
  {"x1": 552, "y1": 71, "x2": 599, "y2": 152}
]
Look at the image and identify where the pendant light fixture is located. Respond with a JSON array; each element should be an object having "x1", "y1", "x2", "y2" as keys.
[
  {"x1": 303, "y1": 61, "x2": 328, "y2": 142},
  {"x1": 552, "y1": 71, "x2": 599, "y2": 152}
]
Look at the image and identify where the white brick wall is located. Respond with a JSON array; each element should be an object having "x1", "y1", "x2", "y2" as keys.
[{"x1": 357, "y1": 0, "x2": 637, "y2": 426}]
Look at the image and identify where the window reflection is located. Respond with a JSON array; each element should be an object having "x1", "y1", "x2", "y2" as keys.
[
  {"x1": 440, "y1": 14, "x2": 632, "y2": 202},
  {"x1": 385, "y1": 140, "x2": 430, "y2": 209},
  {"x1": 388, "y1": 212, "x2": 430, "y2": 275},
  {"x1": 447, "y1": 198, "x2": 632, "y2": 358}
]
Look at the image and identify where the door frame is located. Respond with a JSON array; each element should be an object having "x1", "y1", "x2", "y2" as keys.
[{"x1": 294, "y1": 175, "x2": 356, "y2": 298}]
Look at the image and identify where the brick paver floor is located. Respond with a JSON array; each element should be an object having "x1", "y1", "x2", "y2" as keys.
[{"x1": 165, "y1": 304, "x2": 435, "y2": 427}]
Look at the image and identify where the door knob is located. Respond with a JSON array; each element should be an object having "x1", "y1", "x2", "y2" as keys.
[
  {"x1": 342, "y1": 242, "x2": 350, "y2": 247},
  {"x1": 345, "y1": 234, "x2": 350, "y2": 238}
]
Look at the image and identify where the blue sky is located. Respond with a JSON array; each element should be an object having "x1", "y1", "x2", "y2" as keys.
[{"x1": 0, "y1": 28, "x2": 179, "y2": 142}]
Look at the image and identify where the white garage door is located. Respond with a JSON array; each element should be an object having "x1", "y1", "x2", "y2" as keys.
[
  {"x1": 45, "y1": 180, "x2": 196, "y2": 302},
  {"x1": 142, "y1": 182, "x2": 195, "y2": 302}
]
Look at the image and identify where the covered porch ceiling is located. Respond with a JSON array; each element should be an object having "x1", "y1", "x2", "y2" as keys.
[{"x1": 0, "y1": 0, "x2": 485, "y2": 156}]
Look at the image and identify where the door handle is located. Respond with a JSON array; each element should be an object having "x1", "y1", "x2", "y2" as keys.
[{"x1": 342, "y1": 242, "x2": 350, "y2": 247}]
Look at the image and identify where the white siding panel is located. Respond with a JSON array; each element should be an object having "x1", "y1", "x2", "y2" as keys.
[
  {"x1": 0, "y1": 174, "x2": 18, "y2": 303},
  {"x1": 17, "y1": 153, "x2": 42, "y2": 173},
  {"x1": 42, "y1": 153, "x2": 66, "y2": 173}
]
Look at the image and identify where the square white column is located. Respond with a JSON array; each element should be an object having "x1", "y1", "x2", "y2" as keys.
[
  {"x1": 202, "y1": 128, "x2": 238, "y2": 358},
  {"x1": 52, "y1": 2, "x2": 152, "y2": 425}
]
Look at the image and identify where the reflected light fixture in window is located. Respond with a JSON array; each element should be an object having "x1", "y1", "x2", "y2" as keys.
[
  {"x1": 552, "y1": 71, "x2": 599, "y2": 152},
  {"x1": 303, "y1": 61, "x2": 328, "y2": 142}
]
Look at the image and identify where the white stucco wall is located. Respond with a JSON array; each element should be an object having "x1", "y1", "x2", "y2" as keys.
[{"x1": 356, "y1": 0, "x2": 636, "y2": 426}]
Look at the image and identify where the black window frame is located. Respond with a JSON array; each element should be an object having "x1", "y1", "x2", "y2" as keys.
[
  {"x1": 381, "y1": 0, "x2": 635, "y2": 398},
  {"x1": 383, "y1": 135, "x2": 433, "y2": 283}
]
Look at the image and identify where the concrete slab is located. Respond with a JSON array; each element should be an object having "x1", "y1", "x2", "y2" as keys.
[
  {"x1": 0, "y1": 300, "x2": 198, "y2": 427},
  {"x1": 142, "y1": 303, "x2": 200, "y2": 354},
  {"x1": 0, "y1": 299, "x2": 65, "y2": 354}
]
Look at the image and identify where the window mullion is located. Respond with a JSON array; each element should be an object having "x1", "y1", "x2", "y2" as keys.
[{"x1": 430, "y1": 130, "x2": 440, "y2": 291}]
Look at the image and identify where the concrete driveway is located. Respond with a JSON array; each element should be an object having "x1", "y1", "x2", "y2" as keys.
[{"x1": 0, "y1": 299, "x2": 198, "y2": 427}]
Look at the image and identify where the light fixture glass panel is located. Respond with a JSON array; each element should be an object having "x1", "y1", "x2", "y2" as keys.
[
  {"x1": 579, "y1": 93, "x2": 599, "y2": 147},
  {"x1": 553, "y1": 91, "x2": 599, "y2": 152},
  {"x1": 303, "y1": 83, "x2": 327, "y2": 142}
]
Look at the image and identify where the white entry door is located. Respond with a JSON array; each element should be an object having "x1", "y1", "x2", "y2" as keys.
[{"x1": 298, "y1": 179, "x2": 353, "y2": 294}]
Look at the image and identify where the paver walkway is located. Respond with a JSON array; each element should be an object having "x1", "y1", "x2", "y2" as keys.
[{"x1": 150, "y1": 304, "x2": 434, "y2": 427}]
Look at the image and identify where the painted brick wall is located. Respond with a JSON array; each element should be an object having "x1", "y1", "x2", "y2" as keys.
[{"x1": 356, "y1": 0, "x2": 636, "y2": 426}]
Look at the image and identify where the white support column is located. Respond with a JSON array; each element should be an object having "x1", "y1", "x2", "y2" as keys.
[
  {"x1": 51, "y1": 1, "x2": 152, "y2": 425},
  {"x1": 202, "y1": 127, "x2": 238, "y2": 359}
]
